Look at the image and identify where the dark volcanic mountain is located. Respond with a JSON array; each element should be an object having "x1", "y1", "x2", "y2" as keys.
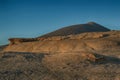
[{"x1": 39, "y1": 22, "x2": 110, "y2": 38}]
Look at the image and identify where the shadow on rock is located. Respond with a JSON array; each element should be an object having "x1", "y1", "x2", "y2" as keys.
[{"x1": 92, "y1": 53, "x2": 120, "y2": 64}]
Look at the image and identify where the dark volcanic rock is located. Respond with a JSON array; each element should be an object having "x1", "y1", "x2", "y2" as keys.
[{"x1": 39, "y1": 22, "x2": 110, "y2": 38}]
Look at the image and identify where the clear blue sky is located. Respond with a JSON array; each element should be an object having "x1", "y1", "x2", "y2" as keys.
[{"x1": 0, "y1": 0, "x2": 120, "y2": 45}]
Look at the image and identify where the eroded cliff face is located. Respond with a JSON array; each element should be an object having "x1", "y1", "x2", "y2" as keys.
[{"x1": 4, "y1": 31, "x2": 120, "y2": 53}]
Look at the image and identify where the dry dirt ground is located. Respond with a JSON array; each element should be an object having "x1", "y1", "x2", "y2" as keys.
[{"x1": 0, "y1": 51, "x2": 120, "y2": 80}]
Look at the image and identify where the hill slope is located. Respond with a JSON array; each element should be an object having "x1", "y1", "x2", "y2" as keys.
[{"x1": 39, "y1": 22, "x2": 110, "y2": 38}]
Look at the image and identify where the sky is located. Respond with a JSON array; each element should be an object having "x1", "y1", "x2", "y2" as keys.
[{"x1": 0, "y1": 0, "x2": 120, "y2": 45}]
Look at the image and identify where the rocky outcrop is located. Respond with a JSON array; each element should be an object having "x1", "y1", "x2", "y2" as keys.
[
  {"x1": 9, "y1": 38, "x2": 38, "y2": 45},
  {"x1": 4, "y1": 31, "x2": 120, "y2": 53}
]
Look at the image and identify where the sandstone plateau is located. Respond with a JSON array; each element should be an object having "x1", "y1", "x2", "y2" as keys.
[{"x1": 0, "y1": 22, "x2": 120, "y2": 80}]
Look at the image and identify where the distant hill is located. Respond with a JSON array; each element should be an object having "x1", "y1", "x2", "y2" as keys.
[{"x1": 39, "y1": 22, "x2": 110, "y2": 38}]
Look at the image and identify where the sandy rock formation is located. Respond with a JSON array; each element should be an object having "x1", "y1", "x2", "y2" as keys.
[
  {"x1": 9, "y1": 38, "x2": 38, "y2": 45},
  {"x1": 81, "y1": 53, "x2": 96, "y2": 62},
  {"x1": 4, "y1": 31, "x2": 120, "y2": 53},
  {"x1": 81, "y1": 52, "x2": 105, "y2": 62}
]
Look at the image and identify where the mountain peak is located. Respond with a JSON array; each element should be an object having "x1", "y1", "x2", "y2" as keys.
[
  {"x1": 87, "y1": 22, "x2": 98, "y2": 25},
  {"x1": 39, "y1": 22, "x2": 110, "y2": 38}
]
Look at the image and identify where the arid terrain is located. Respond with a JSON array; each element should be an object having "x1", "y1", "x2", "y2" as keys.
[{"x1": 0, "y1": 22, "x2": 120, "y2": 80}]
